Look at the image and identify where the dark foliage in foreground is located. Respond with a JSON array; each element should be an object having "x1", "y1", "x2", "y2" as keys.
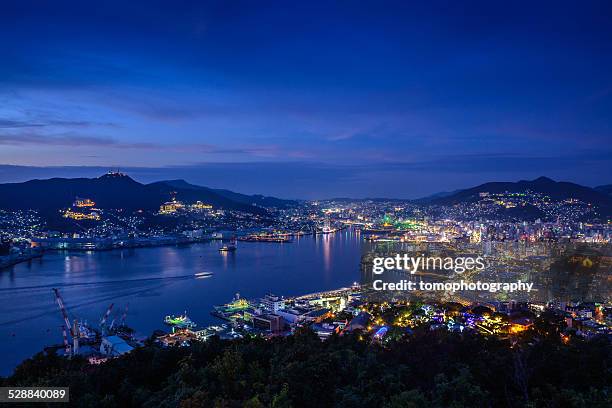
[{"x1": 2, "y1": 328, "x2": 610, "y2": 408}]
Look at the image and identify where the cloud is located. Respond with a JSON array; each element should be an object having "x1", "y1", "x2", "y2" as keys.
[
  {"x1": 0, "y1": 120, "x2": 47, "y2": 128},
  {"x1": 0, "y1": 119, "x2": 105, "y2": 129},
  {"x1": 0, "y1": 130, "x2": 308, "y2": 160},
  {"x1": 0, "y1": 131, "x2": 157, "y2": 149}
]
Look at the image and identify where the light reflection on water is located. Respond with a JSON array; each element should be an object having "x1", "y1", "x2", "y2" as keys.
[{"x1": 0, "y1": 232, "x2": 362, "y2": 375}]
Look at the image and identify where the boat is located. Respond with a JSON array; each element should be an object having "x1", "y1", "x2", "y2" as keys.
[
  {"x1": 236, "y1": 234, "x2": 292, "y2": 243},
  {"x1": 194, "y1": 272, "x2": 213, "y2": 279},
  {"x1": 219, "y1": 238, "x2": 237, "y2": 252},
  {"x1": 317, "y1": 217, "x2": 337, "y2": 234},
  {"x1": 164, "y1": 312, "x2": 197, "y2": 329},
  {"x1": 321, "y1": 217, "x2": 332, "y2": 233}
]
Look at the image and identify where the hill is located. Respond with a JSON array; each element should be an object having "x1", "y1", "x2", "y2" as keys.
[
  {"x1": 412, "y1": 189, "x2": 463, "y2": 203},
  {"x1": 0, "y1": 172, "x2": 291, "y2": 215},
  {"x1": 418, "y1": 177, "x2": 612, "y2": 215},
  {"x1": 160, "y1": 179, "x2": 296, "y2": 208}
]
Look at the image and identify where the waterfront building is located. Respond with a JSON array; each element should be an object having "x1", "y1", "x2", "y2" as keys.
[
  {"x1": 253, "y1": 314, "x2": 283, "y2": 332},
  {"x1": 261, "y1": 293, "x2": 285, "y2": 313},
  {"x1": 100, "y1": 336, "x2": 133, "y2": 357}
]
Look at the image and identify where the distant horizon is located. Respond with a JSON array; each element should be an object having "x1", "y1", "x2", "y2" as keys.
[{"x1": 0, "y1": 164, "x2": 608, "y2": 201}]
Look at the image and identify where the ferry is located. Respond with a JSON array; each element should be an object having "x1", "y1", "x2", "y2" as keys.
[
  {"x1": 219, "y1": 243, "x2": 236, "y2": 252},
  {"x1": 164, "y1": 312, "x2": 197, "y2": 329},
  {"x1": 317, "y1": 217, "x2": 337, "y2": 234},
  {"x1": 219, "y1": 238, "x2": 237, "y2": 252}
]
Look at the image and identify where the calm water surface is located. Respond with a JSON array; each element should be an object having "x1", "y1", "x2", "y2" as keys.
[{"x1": 0, "y1": 230, "x2": 362, "y2": 375}]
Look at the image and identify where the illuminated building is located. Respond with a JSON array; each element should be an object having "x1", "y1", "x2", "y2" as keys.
[
  {"x1": 470, "y1": 228, "x2": 482, "y2": 243},
  {"x1": 381, "y1": 214, "x2": 393, "y2": 227},
  {"x1": 190, "y1": 201, "x2": 213, "y2": 210},
  {"x1": 73, "y1": 197, "x2": 95, "y2": 208},
  {"x1": 252, "y1": 314, "x2": 283, "y2": 332},
  {"x1": 159, "y1": 198, "x2": 184, "y2": 214},
  {"x1": 261, "y1": 293, "x2": 285, "y2": 313},
  {"x1": 63, "y1": 209, "x2": 101, "y2": 221},
  {"x1": 509, "y1": 317, "x2": 533, "y2": 334},
  {"x1": 104, "y1": 170, "x2": 126, "y2": 177}
]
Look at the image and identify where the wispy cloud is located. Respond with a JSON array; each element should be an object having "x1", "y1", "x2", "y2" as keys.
[
  {"x1": 0, "y1": 130, "x2": 309, "y2": 160},
  {"x1": 0, "y1": 119, "x2": 108, "y2": 129},
  {"x1": 0, "y1": 131, "x2": 156, "y2": 149}
]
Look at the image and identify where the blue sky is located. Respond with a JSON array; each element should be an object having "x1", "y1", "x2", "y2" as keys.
[{"x1": 1, "y1": 1, "x2": 611, "y2": 198}]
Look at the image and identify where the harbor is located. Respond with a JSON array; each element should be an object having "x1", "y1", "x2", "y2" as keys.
[
  {"x1": 0, "y1": 230, "x2": 362, "y2": 375},
  {"x1": 154, "y1": 285, "x2": 362, "y2": 347},
  {"x1": 44, "y1": 287, "x2": 143, "y2": 364},
  {"x1": 31, "y1": 282, "x2": 363, "y2": 362}
]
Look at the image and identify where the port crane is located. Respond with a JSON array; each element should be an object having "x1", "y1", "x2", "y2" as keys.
[
  {"x1": 52, "y1": 288, "x2": 80, "y2": 357},
  {"x1": 99, "y1": 303, "x2": 114, "y2": 333},
  {"x1": 120, "y1": 303, "x2": 129, "y2": 327},
  {"x1": 108, "y1": 303, "x2": 129, "y2": 333},
  {"x1": 61, "y1": 325, "x2": 71, "y2": 355},
  {"x1": 52, "y1": 288, "x2": 72, "y2": 334}
]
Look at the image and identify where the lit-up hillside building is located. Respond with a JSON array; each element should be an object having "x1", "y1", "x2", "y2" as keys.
[
  {"x1": 63, "y1": 209, "x2": 101, "y2": 221},
  {"x1": 73, "y1": 197, "x2": 95, "y2": 208},
  {"x1": 191, "y1": 201, "x2": 213, "y2": 210},
  {"x1": 159, "y1": 191, "x2": 185, "y2": 214},
  {"x1": 159, "y1": 197, "x2": 185, "y2": 214}
]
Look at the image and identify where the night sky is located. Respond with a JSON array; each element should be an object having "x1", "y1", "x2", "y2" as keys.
[{"x1": 1, "y1": 1, "x2": 611, "y2": 198}]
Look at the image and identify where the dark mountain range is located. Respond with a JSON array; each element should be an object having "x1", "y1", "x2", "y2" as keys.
[
  {"x1": 412, "y1": 189, "x2": 463, "y2": 203},
  {"x1": 0, "y1": 173, "x2": 293, "y2": 215},
  {"x1": 161, "y1": 179, "x2": 295, "y2": 208},
  {"x1": 417, "y1": 177, "x2": 612, "y2": 215},
  {"x1": 318, "y1": 197, "x2": 410, "y2": 203}
]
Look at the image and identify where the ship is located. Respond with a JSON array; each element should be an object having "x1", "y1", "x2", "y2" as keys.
[
  {"x1": 164, "y1": 312, "x2": 197, "y2": 329},
  {"x1": 237, "y1": 234, "x2": 292, "y2": 243},
  {"x1": 211, "y1": 293, "x2": 250, "y2": 321},
  {"x1": 318, "y1": 216, "x2": 336, "y2": 234},
  {"x1": 219, "y1": 238, "x2": 237, "y2": 252}
]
